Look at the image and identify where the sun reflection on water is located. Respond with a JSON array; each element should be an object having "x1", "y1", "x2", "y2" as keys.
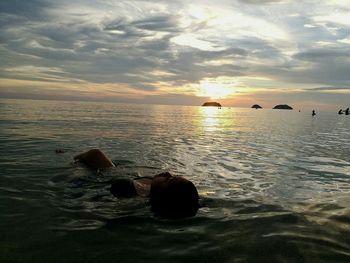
[
  {"x1": 196, "y1": 106, "x2": 237, "y2": 134},
  {"x1": 200, "y1": 107, "x2": 221, "y2": 132}
]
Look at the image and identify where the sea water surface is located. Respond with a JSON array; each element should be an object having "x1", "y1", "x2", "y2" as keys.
[{"x1": 0, "y1": 98, "x2": 349, "y2": 263}]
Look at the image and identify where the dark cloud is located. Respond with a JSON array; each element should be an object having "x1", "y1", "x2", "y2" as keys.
[
  {"x1": 293, "y1": 48, "x2": 350, "y2": 62},
  {"x1": 253, "y1": 60, "x2": 350, "y2": 87},
  {"x1": 104, "y1": 20, "x2": 152, "y2": 38},
  {"x1": 131, "y1": 15, "x2": 180, "y2": 32},
  {"x1": 0, "y1": 0, "x2": 50, "y2": 19},
  {"x1": 308, "y1": 87, "x2": 350, "y2": 91},
  {"x1": 0, "y1": 0, "x2": 292, "y2": 89}
]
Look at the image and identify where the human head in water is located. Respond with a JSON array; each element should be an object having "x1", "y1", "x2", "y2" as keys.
[{"x1": 149, "y1": 172, "x2": 199, "y2": 219}]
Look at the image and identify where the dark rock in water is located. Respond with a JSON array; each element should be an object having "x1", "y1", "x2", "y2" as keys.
[
  {"x1": 202, "y1": 101, "x2": 222, "y2": 107},
  {"x1": 273, "y1": 104, "x2": 293, "y2": 110},
  {"x1": 252, "y1": 104, "x2": 262, "y2": 109}
]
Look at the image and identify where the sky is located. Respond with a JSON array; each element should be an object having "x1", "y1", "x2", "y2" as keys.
[{"x1": 0, "y1": 0, "x2": 349, "y2": 110}]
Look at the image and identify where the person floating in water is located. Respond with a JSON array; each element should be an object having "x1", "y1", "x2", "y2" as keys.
[
  {"x1": 73, "y1": 149, "x2": 199, "y2": 219},
  {"x1": 338, "y1": 109, "x2": 343, "y2": 115},
  {"x1": 312, "y1": 110, "x2": 316, "y2": 116},
  {"x1": 345, "y1": 108, "x2": 349, "y2": 115}
]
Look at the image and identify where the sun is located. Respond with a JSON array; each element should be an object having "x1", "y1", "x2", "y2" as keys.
[{"x1": 198, "y1": 79, "x2": 235, "y2": 99}]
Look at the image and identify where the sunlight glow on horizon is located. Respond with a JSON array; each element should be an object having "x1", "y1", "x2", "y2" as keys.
[
  {"x1": 195, "y1": 77, "x2": 239, "y2": 99},
  {"x1": 198, "y1": 82, "x2": 234, "y2": 100}
]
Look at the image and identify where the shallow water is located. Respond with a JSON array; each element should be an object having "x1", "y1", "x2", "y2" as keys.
[{"x1": 0, "y1": 98, "x2": 349, "y2": 262}]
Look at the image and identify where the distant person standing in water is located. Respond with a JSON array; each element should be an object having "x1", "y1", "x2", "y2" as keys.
[
  {"x1": 312, "y1": 110, "x2": 316, "y2": 116},
  {"x1": 345, "y1": 108, "x2": 349, "y2": 115},
  {"x1": 73, "y1": 149, "x2": 199, "y2": 219}
]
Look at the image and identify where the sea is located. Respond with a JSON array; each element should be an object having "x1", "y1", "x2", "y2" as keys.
[{"x1": 0, "y1": 98, "x2": 349, "y2": 263}]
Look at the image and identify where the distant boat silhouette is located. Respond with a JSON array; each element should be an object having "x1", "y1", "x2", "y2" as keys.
[
  {"x1": 251, "y1": 104, "x2": 262, "y2": 109},
  {"x1": 273, "y1": 104, "x2": 293, "y2": 110},
  {"x1": 202, "y1": 102, "x2": 222, "y2": 107}
]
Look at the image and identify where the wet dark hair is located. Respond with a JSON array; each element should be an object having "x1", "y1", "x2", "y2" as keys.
[
  {"x1": 149, "y1": 173, "x2": 199, "y2": 219},
  {"x1": 110, "y1": 178, "x2": 138, "y2": 198}
]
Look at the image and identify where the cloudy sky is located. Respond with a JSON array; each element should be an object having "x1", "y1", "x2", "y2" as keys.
[{"x1": 0, "y1": 0, "x2": 349, "y2": 109}]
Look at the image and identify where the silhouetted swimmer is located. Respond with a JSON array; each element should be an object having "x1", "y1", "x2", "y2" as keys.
[
  {"x1": 338, "y1": 109, "x2": 343, "y2": 115},
  {"x1": 74, "y1": 149, "x2": 199, "y2": 219},
  {"x1": 345, "y1": 108, "x2": 349, "y2": 115},
  {"x1": 312, "y1": 110, "x2": 316, "y2": 116}
]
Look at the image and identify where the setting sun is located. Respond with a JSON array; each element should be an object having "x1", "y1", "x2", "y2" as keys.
[{"x1": 197, "y1": 78, "x2": 236, "y2": 99}]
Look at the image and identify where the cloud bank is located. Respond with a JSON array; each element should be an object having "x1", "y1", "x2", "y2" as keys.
[{"x1": 0, "y1": 0, "x2": 349, "y2": 109}]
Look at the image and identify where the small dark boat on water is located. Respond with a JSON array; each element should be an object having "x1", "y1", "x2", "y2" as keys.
[{"x1": 202, "y1": 101, "x2": 222, "y2": 107}]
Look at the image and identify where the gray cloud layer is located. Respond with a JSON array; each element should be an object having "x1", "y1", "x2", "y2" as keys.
[{"x1": 0, "y1": 0, "x2": 349, "y2": 107}]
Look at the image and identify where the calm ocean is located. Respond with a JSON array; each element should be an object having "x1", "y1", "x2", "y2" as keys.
[{"x1": 1, "y1": 98, "x2": 349, "y2": 262}]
